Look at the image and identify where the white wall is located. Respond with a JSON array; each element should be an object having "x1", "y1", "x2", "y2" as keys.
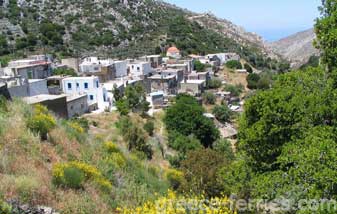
[
  {"x1": 129, "y1": 62, "x2": 152, "y2": 76},
  {"x1": 62, "y1": 77, "x2": 107, "y2": 110}
]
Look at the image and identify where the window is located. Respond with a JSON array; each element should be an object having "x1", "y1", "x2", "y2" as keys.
[
  {"x1": 76, "y1": 83, "x2": 79, "y2": 87},
  {"x1": 96, "y1": 81, "x2": 99, "y2": 88},
  {"x1": 137, "y1": 67, "x2": 140, "y2": 71},
  {"x1": 89, "y1": 95, "x2": 94, "y2": 100},
  {"x1": 84, "y1": 82, "x2": 89, "y2": 89},
  {"x1": 67, "y1": 83, "x2": 72, "y2": 89},
  {"x1": 132, "y1": 65, "x2": 134, "y2": 69}
]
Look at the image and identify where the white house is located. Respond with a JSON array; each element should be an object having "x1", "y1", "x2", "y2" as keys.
[
  {"x1": 128, "y1": 61, "x2": 152, "y2": 76},
  {"x1": 207, "y1": 53, "x2": 240, "y2": 65},
  {"x1": 62, "y1": 76, "x2": 108, "y2": 110},
  {"x1": 79, "y1": 57, "x2": 127, "y2": 78}
]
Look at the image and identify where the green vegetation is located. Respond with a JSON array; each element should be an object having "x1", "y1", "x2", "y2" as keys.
[
  {"x1": 246, "y1": 72, "x2": 273, "y2": 90},
  {"x1": 202, "y1": 91, "x2": 216, "y2": 104},
  {"x1": 244, "y1": 63, "x2": 253, "y2": 73},
  {"x1": 194, "y1": 60, "x2": 210, "y2": 72},
  {"x1": 164, "y1": 94, "x2": 219, "y2": 148},
  {"x1": 116, "y1": 83, "x2": 150, "y2": 116},
  {"x1": 226, "y1": 60, "x2": 242, "y2": 69},
  {"x1": 207, "y1": 78, "x2": 222, "y2": 89},
  {"x1": 53, "y1": 67, "x2": 78, "y2": 76},
  {"x1": 224, "y1": 84, "x2": 244, "y2": 97},
  {"x1": 212, "y1": 105, "x2": 232, "y2": 123}
]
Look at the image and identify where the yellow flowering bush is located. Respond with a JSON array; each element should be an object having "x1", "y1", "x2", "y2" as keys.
[
  {"x1": 68, "y1": 122, "x2": 84, "y2": 134},
  {"x1": 104, "y1": 141, "x2": 120, "y2": 153},
  {"x1": 52, "y1": 161, "x2": 112, "y2": 191},
  {"x1": 27, "y1": 104, "x2": 56, "y2": 140},
  {"x1": 117, "y1": 190, "x2": 235, "y2": 214},
  {"x1": 165, "y1": 169, "x2": 184, "y2": 190}
]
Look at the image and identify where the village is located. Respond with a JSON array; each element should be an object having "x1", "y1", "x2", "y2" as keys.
[{"x1": 0, "y1": 46, "x2": 249, "y2": 140}]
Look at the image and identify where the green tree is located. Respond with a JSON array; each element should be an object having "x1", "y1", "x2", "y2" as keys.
[
  {"x1": 239, "y1": 67, "x2": 336, "y2": 172},
  {"x1": 212, "y1": 105, "x2": 231, "y2": 123},
  {"x1": 143, "y1": 120, "x2": 155, "y2": 136},
  {"x1": 207, "y1": 78, "x2": 222, "y2": 89},
  {"x1": 315, "y1": 0, "x2": 337, "y2": 71},
  {"x1": 164, "y1": 94, "x2": 220, "y2": 148},
  {"x1": 194, "y1": 60, "x2": 210, "y2": 72},
  {"x1": 246, "y1": 73, "x2": 260, "y2": 89},
  {"x1": 168, "y1": 131, "x2": 201, "y2": 154},
  {"x1": 53, "y1": 67, "x2": 78, "y2": 76},
  {"x1": 224, "y1": 84, "x2": 243, "y2": 97}
]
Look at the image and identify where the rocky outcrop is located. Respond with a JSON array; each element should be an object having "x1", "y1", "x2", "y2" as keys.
[
  {"x1": 268, "y1": 28, "x2": 319, "y2": 67},
  {"x1": 7, "y1": 200, "x2": 59, "y2": 214}
]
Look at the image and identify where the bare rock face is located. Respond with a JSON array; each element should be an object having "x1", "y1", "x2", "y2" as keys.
[{"x1": 268, "y1": 28, "x2": 319, "y2": 67}]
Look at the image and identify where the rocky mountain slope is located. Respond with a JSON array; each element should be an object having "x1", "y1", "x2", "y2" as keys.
[
  {"x1": 0, "y1": 0, "x2": 284, "y2": 69},
  {"x1": 268, "y1": 28, "x2": 319, "y2": 67}
]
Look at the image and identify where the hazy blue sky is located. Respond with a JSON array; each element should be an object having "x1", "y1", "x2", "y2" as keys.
[{"x1": 164, "y1": 0, "x2": 322, "y2": 41}]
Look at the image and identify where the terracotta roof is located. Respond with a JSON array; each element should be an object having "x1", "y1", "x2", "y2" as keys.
[{"x1": 167, "y1": 46, "x2": 180, "y2": 53}]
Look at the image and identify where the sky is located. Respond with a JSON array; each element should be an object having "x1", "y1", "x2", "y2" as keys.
[{"x1": 164, "y1": 0, "x2": 322, "y2": 42}]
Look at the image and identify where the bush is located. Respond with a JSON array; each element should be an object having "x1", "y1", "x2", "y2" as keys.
[
  {"x1": 104, "y1": 141, "x2": 120, "y2": 153},
  {"x1": 202, "y1": 92, "x2": 216, "y2": 104},
  {"x1": 143, "y1": 121, "x2": 154, "y2": 136},
  {"x1": 27, "y1": 104, "x2": 56, "y2": 140},
  {"x1": 0, "y1": 200, "x2": 11, "y2": 214},
  {"x1": 14, "y1": 176, "x2": 40, "y2": 203},
  {"x1": 207, "y1": 78, "x2": 222, "y2": 89},
  {"x1": 213, "y1": 139, "x2": 235, "y2": 160},
  {"x1": 212, "y1": 105, "x2": 231, "y2": 123},
  {"x1": 224, "y1": 84, "x2": 243, "y2": 97},
  {"x1": 168, "y1": 131, "x2": 201, "y2": 154},
  {"x1": 226, "y1": 60, "x2": 242, "y2": 69},
  {"x1": 63, "y1": 167, "x2": 85, "y2": 189},
  {"x1": 52, "y1": 161, "x2": 112, "y2": 191},
  {"x1": 165, "y1": 169, "x2": 184, "y2": 190},
  {"x1": 246, "y1": 73, "x2": 260, "y2": 89},
  {"x1": 53, "y1": 67, "x2": 78, "y2": 76}
]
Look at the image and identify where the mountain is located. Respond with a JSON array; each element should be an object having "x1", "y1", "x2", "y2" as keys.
[
  {"x1": 268, "y1": 28, "x2": 319, "y2": 67},
  {"x1": 0, "y1": 0, "x2": 284, "y2": 70}
]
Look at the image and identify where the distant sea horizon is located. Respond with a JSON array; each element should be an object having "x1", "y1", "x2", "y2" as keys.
[{"x1": 253, "y1": 27, "x2": 313, "y2": 42}]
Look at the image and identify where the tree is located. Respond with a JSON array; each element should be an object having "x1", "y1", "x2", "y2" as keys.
[
  {"x1": 164, "y1": 94, "x2": 219, "y2": 148},
  {"x1": 180, "y1": 148, "x2": 227, "y2": 197},
  {"x1": 226, "y1": 60, "x2": 242, "y2": 69},
  {"x1": 244, "y1": 63, "x2": 253, "y2": 73},
  {"x1": 116, "y1": 83, "x2": 150, "y2": 116},
  {"x1": 239, "y1": 67, "x2": 336, "y2": 172},
  {"x1": 53, "y1": 67, "x2": 78, "y2": 76},
  {"x1": 315, "y1": 0, "x2": 337, "y2": 71},
  {"x1": 212, "y1": 105, "x2": 231, "y2": 123},
  {"x1": 168, "y1": 131, "x2": 201, "y2": 154},
  {"x1": 246, "y1": 73, "x2": 260, "y2": 89},
  {"x1": 202, "y1": 92, "x2": 216, "y2": 105},
  {"x1": 194, "y1": 60, "x2": 207, "y2": 72},
  {"x1": 116, "y1": 116, "x2": 153, "y2": 159}
]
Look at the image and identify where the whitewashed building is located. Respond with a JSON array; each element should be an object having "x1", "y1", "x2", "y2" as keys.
[
  {"x1": 62, "y1": 76, "x2": 108, "y2": 110},
  {"x1": 128, "y1": 61, "x2": 152, "y2": 76}
]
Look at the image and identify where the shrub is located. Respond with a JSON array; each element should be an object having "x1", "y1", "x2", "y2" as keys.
[
  {"x1": 207, "y1": 78, "x2": 222, "y2": 89},
  {"x1": 213, "y1": 139, "x2": 235, "y2": 160},
  {"x1": 63, "y1": 167, "x2": 85, "y2": 189},
  {"x1": 104, "y1": 141, "x2": 120, "y2": 153},
  {"x1": 246, "y1": 73, "x2": 260, "y2": 89},
  {"x1": 0, "y1": 200, "x2": 11, "y2": 214},
  {"x1": 27, "y1": 105, "x2": 56, "y2": 140},
  {"x1": 212, "y1": 105, "x2": 231, "y2": 123},
  {"x1": 202, "y1": 92, "x2": 216, "y2": 105},
  {"x1": 226, "y1": 60, "x2": 242, "y2": 69},
  {"x1": 143, "y1": 120, "x2": 154, "y2": 136},
  {"x1": 165, "y1": 169, "x2": 184, "y2": 190},
  {"x1": 52, "y1": 161, "x2": 112, "y2": 191},
  {"x1": 224, "y1": 84, "x2": 243, "y2": 97}
]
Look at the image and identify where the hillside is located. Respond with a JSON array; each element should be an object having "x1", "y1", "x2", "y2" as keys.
[
  {"x1": 268, "y1": 28, "x2": 319, "y2": 67},
  {"x1": 0, "y1": 0, "x2": 282, "y2": 69}
]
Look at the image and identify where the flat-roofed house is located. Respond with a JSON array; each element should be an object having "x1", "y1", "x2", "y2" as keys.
[
  {"x1": 4, "y1": 59, "x2": 52, "y2": 80},
  {"x1": 139, "y1": 55, "x2": 163, "y2": 68},
  {"x1": 148, "y1": 74, "x2": 178, "y2": 95}
]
